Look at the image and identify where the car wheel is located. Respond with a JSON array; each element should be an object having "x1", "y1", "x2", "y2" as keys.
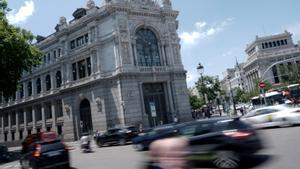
[
  {"x1": 213, "y1": 151, "x2": 240, "y2": 169},
  {"x1": 97, "y1": 141, "x2": 103, "y2": 148},
  {"x1": 119, "y1": 138, "x2": 126, "y2": 146},
  {"x1": 134, "y1": 144, "x2": 144, "y2": 151},
  {"x1": 280, "y1": 118, "x2": 292, "y2": 127}
]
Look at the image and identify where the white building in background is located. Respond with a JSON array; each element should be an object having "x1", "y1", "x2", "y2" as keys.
[
  {"x1": 0, "y1": 0, "x2": 191, "y2": 145},
  {"x1": 244, "y1": 31, "x2": 300, "y2": 92},
  {"x1": 221, "y1": 61, "x2": 247, "y2": 94}
]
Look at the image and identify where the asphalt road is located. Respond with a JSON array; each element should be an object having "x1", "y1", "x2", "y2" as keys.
[{"x1": 1, "y1": 126, "x2": 300, "y2": 169}]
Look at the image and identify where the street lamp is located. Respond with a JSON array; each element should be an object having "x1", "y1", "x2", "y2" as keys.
[
  {"x1": 227, "y1": 76, "x2": 237, "y2": 116},
  {"x1": 197, "y1": 63, "x2": 207, "y2": 105}
]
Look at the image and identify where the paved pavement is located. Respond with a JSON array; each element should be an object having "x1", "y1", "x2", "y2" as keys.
[{"x1": 1, "y1": 126, "x2": 300, "y2": 169}]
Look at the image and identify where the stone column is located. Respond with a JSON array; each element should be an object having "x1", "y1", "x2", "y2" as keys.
[
  {"x1": 138, "y1": 82, "x2": 147, "y2": 128},
  {"x1": 41, "y1": 103, "x2": 46, "y2": 131},
  {"x1": 32, "y1": 78, "x2": 36, "y2": 96},
  {"x1": 50, "y1": 72, "x2": 55, "y2": 91},
  {"x1": 65, "y1": 63, "x2": 70, "y2": 84},
  {"x1": 0, "y1": 115, "x2": 3, "y2": 142},
  {"x1": 15, "y1": 111, "x2": 20, "y2": 140},
  {"x1": 32, "y1": 107, "x2": 36, "y2": 132},
  {"x1": 51, "y1": 101, "x2": 57, "y2": 133},
  {"x1": 23, "y1": 82, "x2": 27, "y2": 98},
  {"x1": 166, "y1": 81, "x2": 175, "y2": 119},
  {"x1": 8, "y1": 112, "x2": 11, "y2": 141}
]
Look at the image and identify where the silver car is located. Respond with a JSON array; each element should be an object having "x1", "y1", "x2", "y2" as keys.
[{"x1": 241, "y1": 105, "x2": 300, "y2": 128}]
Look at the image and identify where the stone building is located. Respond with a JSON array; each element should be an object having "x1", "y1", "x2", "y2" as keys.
[
  {"x1": 221, "y1": 61, "x2": 247, "y2": 94},
  {"x1": 0, "y1": 0, "x2": 191, "y2": 144},
  {"x1": 244, "y1": 31, "x2": 300, "y2": 92}
]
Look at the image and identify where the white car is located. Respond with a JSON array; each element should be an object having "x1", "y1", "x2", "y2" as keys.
[{"x1": 241, "y1": 105, "x2": 300, "y2": 128}]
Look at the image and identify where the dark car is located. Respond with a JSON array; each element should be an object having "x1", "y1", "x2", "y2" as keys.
[
  {"x1": 132, "y1": 124, "x2": 179, "y2": 151},
  {"x1": 0, "y1": 145, "x2": 11, "y2": 162},
  {"x1": 95, "y1": 126, "x2": 139, "y2": 147},
  {"x1": 20, "y1": 132, "x2": 70, "y2": 169},
  {"x1": 181, "y1": 118, "x2": 263, "y2": 169}
]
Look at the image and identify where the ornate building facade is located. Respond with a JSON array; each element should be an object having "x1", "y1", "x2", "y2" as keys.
[
  {"x1": 244, "y1": 31, "x2": 300, "y2": 92},
  {"x1": 0, "y1": 0, "x2": 191, "y2": 144}
]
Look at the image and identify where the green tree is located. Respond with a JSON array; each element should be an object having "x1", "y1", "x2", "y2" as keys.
[
  {"x1": 196, "y1": 75, "x2": 221, "y2": 103},
  {"x1": 0, "y1": 0, "x2": 41, "y2": 98},
  {"x1": 189, "y1": 95, "x2": 203, "y2": 110},
  {"x1": 233, "y1": 87, "x2": 245, "y2": 103}
]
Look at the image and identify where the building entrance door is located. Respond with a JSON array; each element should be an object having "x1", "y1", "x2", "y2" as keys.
[
  {"x1": 143, "y1": 83, "x2": 168, "y2": 127},
  {"x1": 79, "y1": 99, "x2": 93, "y2": 134}
]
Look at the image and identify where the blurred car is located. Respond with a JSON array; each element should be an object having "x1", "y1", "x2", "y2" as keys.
[
  {"x1": 132, "y1": 124, "x2": 178, "y2": 151},
  {"x1": 241, "y1": 104, "x2": 300, "y2": 128},
  {"x1": 0, "y1": 144, "x2": 11, "y2": 162},
  {"x1": 95, "y1": 126, "x2": 139, "y2": 147},
  {"x1": 183, "y1": 118, "x2": 263, "y2": 169},
  {"x1": 20, "y1": 131, "x2": 70, "y2": 169}
]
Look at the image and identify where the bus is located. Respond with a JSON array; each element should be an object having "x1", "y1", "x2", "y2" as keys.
[{"x1": 251, "y1": 91, "x2": 285, "y2": 107}]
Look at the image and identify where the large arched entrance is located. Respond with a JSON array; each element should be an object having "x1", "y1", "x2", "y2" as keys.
[{"x1": 79, "y1": 99, "x2": 93, "y2": 134}]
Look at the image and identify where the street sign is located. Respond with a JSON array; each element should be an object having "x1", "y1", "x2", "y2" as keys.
[{"x1": 259, "y1": 82, "x2": 266, "y2": 88}]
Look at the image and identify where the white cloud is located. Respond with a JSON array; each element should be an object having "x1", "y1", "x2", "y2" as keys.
[
  {"x1": 179, "y1": 18, "x2": 234, "y2": 46},
  {"x1": 7, "y1": 0, "x2": 35, "y2": 24}
]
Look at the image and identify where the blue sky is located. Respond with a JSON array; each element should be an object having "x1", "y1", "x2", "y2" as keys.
[{"x1": 6, "y1": 0, "x2": 300, "y2": 87}]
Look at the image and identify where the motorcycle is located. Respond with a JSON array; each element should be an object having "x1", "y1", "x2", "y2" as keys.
[{"x1": 80, "y1": 133, "x2": 92, "y2": 153}]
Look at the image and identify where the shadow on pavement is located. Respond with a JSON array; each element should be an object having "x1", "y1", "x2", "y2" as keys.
[
  {"x1": 191, "y1": 154, "x2": 274, "y2": 169},
  {"x1": 0, "y1": 149, "x2": 22, "y2": 164}
]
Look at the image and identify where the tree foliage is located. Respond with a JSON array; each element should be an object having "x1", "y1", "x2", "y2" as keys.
[
  {"x1": 0, "y1": 0, "x2": 41, "y2": 98},
  {"x1": 189, "y1": 95, "x2": 203, "y2": 110},
  {"x1": 196, "y1": 75, "x2": 221, "y2": 103}
]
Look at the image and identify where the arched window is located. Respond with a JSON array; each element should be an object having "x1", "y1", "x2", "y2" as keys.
[
  {"x1": 56, "y1": 71, "x2": 62, "y2": 88},
  {"x1": 27, "y1": 81, "x2": 32, "y2": 96},
  {"x1": 45, "y1": 75, "x2": 51, "y2": 91},
  {"x1": 36, "y1": 78, "x2": 41, "y2": 94},
  {"x1": 136, "y1": 28, "x2": 161, "y2": 66}
]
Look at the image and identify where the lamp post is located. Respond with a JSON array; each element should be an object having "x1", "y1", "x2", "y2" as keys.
[
  {"x1": 197, "y1": 63, "x2": 207, "y2": 105},
  {"x1": 227, "y1": 76, "x2": 237, "y2": 116}
]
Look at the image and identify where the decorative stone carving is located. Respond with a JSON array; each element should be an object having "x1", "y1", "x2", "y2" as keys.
[
  {"x1": 59, "y1": 17, "x2": 67, "y2": 25},
  {"x1": 163, "y1": 0, "x2": 172, "y2": 9},
  {"x1": 87, "y1": 0, "x2": 96, "y2": 9},
  {"x1": 121, "y1": 42, "x2": 132, "y2": 64},
  {"x1": 120, "y1": 31, "x2": 129, "y2": 42},
  {"x1": 118, "y1": 19, "x2": 127, "y2": 30},
  {"x1": 130, "y1": 0, "x2": 159, "y2": 9},
  {"x1": 55, "y1": 16, "x2": 68, "y2": 31}
]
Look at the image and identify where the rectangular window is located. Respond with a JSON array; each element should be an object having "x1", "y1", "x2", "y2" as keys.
[
  {"x1": 56, "y1": 100, "x2": 63, "y2": 118},
  {"x1": 26, "y1": 108, "x2": 32, "y2": 123},
  {"x1": 284, "y1": 39, "x2": 288, "y2": 45},
  {"x1": 35, "y1": 105, "x2": 42, "y2": 121},
  {"x1": 72, "y1": 63, "x2": 77, "y2": 81},
  {"x1": 11, "y1": 112, "x2": 16, "y2": 126},
  {"x1": 78, "y1": 59, "x2": 86, "y2": 79},
  {"x1": 87, "y1": 57, "x2": 91, "y2": 76},
  {"x1": 273, "y1": 41, "x2": 276, "y2": 47},
  {"x1": 53, "y1": 50, "x2": 57, "y2": 59},
  {"x1": 4, "y1": 113, "x2": 8, "y2": 127},
  {"x1": 46, "y1": 103, "x2": 52, "y2": 119},
  {"x1": 85, "y1": 34, "x2": 89, "y2": 43},
  {"x1": 47, "y1": 53, "x2": 51, "y2": 62},
  {"x1": 20, "y1": 84, "x2": 24, "y2": 99},
  {"x1": 58, "y1": 48, "x2": 61, "y2": 57},
  {"x1": 18, "y1": 110, "x2": 24, "y2": 124},
  {"x1": 43, "y1": 55, "x2": 47, "y2": 63},
  {"x1": 277, "y1": 41, "x2": 280, "y2": 46},
  {"x1": 71, "y1": 40, "x2": 75, "y2": 49}
]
